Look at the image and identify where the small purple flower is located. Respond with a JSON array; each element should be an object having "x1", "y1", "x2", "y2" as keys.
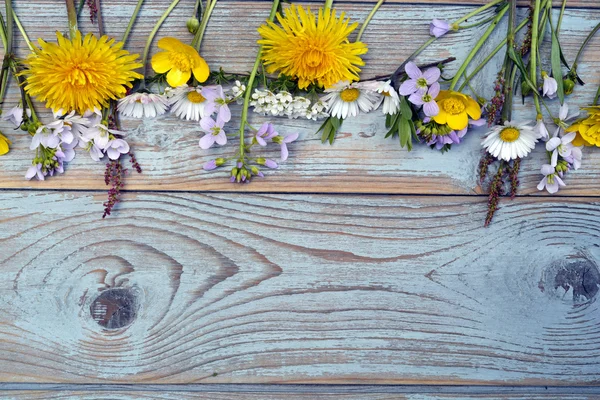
[
  {"x1": 430, "y1": 19, "x2": 451, "y2": 38},
  {"x1": 25, "y1": 163, "x2": 45, "y2": 181},
  {"x1": 537, "y1": 164, "x2": 565, "y2": 194},
  {"x1": 4, "y1": 106, "x2": 30, "y2": 127},
  {"x1": 88, "y1": 142, "x2": 105, "y2": 162},
  {"x1": 541, "y1": 71, "x2": 558, "y2": 99},
  {"x1": 254, "y1": 122, "x2": 278, "y2": 146},
  {"x1": 408, "y1": 82, "x2": 440, "y2": 116},
  {"x1": 199, "y1": 117, "x2": 227, "y2": 149},
  {"x1": 204, "y1": 85, "x2": 231, "y2": 123},
  {"x1": 258, "y1": 158, "x2": 278, "y2": 169},
  {"x1": 106, "y1": 138, "x2": 130, "y2": 160},
  {"x1": 264, "y1": 159, "x2": 278, "y2": 168},
  {"x1": 204, "y1": 160, "x2": 218, "y2": 170},
  {"x1": 546, "y1": 131, "x2": 576, "y2": 167},
  {"x1": 399, "y1": 62, "x2": 441, "y2": 96},
  {"x1": 279, "y1": 133, "x2": 298, "y2": 161}
]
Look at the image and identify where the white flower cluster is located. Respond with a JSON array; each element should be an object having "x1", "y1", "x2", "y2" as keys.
[
  {"x1": 250, "y1": 89, "x2": 329, "y2": 121},
  {"x1": 229, "y1": 80, "x2": 246, "y2": 104}
]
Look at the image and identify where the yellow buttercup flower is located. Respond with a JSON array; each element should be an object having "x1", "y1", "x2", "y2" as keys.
[
  {"x1": 257, "y1": 5, "x2": 368, "y2": 89},
  {"x1": 151, "y1": 37, "x2": 209, "y2": 87},
  {"x1": 0, "y1": 132, "x2": 11, "y2": 155},
  {"x1": 433, "y1": 90, "x2": 481, "y2": 131},
  {"x1": 566, "y1": 106, "x2": 600, "y2": 147},
  {"x1": 22, "y1": 31, "x2": 143, "y2": 114}
]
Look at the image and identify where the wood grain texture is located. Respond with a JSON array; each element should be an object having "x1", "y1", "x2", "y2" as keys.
[
  {"x1": 0, "y1": 3, "x2": 599, "y2": 195},
  {"x1": 1, "y1": 191, "x2": 600, "y2": 384},
  {"x1": 3, "y1": 390, "x2": 600, "y2": 399}
]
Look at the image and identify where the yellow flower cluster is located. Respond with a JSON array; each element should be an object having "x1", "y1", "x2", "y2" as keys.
[
  {"x1": 151, "y1": 37, "x2": 210, "y2": 87},
  {"x1": 258, "y1": 5, "x2": 367, "y2": 89},
  {"x1": 22, "y1": 31, "x2": 143, "y2": 114},
  {"x1": 566, "y1": 106, "x2": 600, "y2": 147},
  {"x1": 0, "y1": 132, "x2": 10, "y2": 155},
  {"x1": 434, "y1": 90, "x2": 481, "y2": 130}
]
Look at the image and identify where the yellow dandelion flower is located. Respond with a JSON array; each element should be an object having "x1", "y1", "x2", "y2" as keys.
[
  {"x1": 433, "y1": 90, "x2": 481, "y2": 131},
  {"x1": 257, "y1": 5, "x2": 368, "y2": 89},
  {"x1": 151, "y1": 37, "x2": 210, "y2": 87},
  {"x1": 22, "y1": 31, "x2": 143, "y2": 115},
  {"x1": 566, "y1": 106, "x2": 600, "y2": 147},
  {"x1": 0, "y1": 132, "x2": 11, "y2": 155}
]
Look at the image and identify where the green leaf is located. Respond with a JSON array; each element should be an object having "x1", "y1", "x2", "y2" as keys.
[
  {"x1": 399, "y1": 117, "x2": 412, "y2": 150},
  {"x1": 508, "y1": 47, "x2": 542, "y2": 98},
  {"x1": 317, "y1": 117, "x2": 343, "y2": 145},
  {"x1": 551, "y1": 29, "x2": 565, "y2": 104},
  {"x1": 399, "y1": 97, "x2": 412, "y2": 119}
]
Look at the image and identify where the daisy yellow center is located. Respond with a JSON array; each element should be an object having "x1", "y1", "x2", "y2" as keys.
[
  {"x1": 169, "y1": 52, "x2": 194, "y2": 72},
  {"x1": 22, "y1": 31, "x2": 142, "y2": 114},
  {"x1": 499, "y1": 127, "x2": 520, "y2": 142},
  {"x1": 441, "y1": 98, "x2": 465, "y2": 115},
  {"x1": 187, "y1": 91, "x2": 206, "y2": 103},
  {"x1": 257, "y1": 5, "x2": 368, "y2": 89},
  {"x1": 382, "y1": 91, "x2": 390, "y2": 97},
  {"x1": 340, "y1": 88, "x2": 360, "y2": 102}
]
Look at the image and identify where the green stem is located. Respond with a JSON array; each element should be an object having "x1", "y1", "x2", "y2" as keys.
[
  {"x1": 324, "y1": 0, "x2": 333, "y2": 10},
  {"x1": 76, "y1": 0, "x2": 85, "y2": 16},
  {"x1": 141, "y1": 0, "x2": 181, "y2": 82},
  {"x1": 449, "y1": 4, "x2": 508, "y2": 91},
  {"x1": 458, "y1": 17, "x2": 528, "y2": 92},
  {"x1": 593, "y1": 85, "x2": 600, "y2": 105},
  {"x1": 356, "y1": 0, "x2": 384, "y2": 42},
  {"x1": 193, "y1": 0, "x2": 202, "y2": 18},
  {"x1": 572, "y1": 21, "x2": 600, "y2": 71},
  {"x1": 12, "y1": 10, "x2": 32, "y2": 50},
  {"x1": 0, "y1": 12, "x2": 8, "y2": 51},
  {"x1": 191, "y1": 0, "x2": 217, "y2": 52},
  {"x1": 500, "y1": 0, "x2": 516, "y2": 122},
  {"x1": 239, "y1": 0, "x2": 280, "y2": 159},
  {"x1": 94, "y1": 0, "x2": 104, "y2": 36},
  {"x1": 530, "y1": 0, "x2": 541, "y2": 116},
  {"x1": 65, "y1": 0, "x2": 78, "y2": 38},
  {"x1": 454, "y1": 0, "x2": 505, "y2": 26},
  {"x1": 458, "y1": 13, "x2": 498, "y2": 30},
  {"x1": 122, "y1": 0, "x2": 144, "y2": 43},
  {"x1": 557, "y1": 0, "x2": 566, "y2": 34},
  {"x1": 5, "y1": 0, "x2": 13, "y2": 51},
  {"x1": 0, "y1": 58, "x2": 9, "y2": 104}
]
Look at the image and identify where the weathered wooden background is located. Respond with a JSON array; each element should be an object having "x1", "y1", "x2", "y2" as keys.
[{"x1": 1, "y1": 0, "x2": 600, "y2": 399}]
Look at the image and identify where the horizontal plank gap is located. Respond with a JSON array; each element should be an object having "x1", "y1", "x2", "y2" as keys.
[
  {"x1": 2, "y1": 384, "x2": 600, "y2": 395},
  {"x1": 2, "y1": 186, "x2": 600, "y2": 200}
]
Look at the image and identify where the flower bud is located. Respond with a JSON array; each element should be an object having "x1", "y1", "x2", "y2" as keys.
[
  {"x1": 215, "y1": 158, "x2": 226, "y2": 167},
  {"x1": 521, "y1": 81, "x2": 532, "y2": 97},
  {"x1": 231, "y1": 167, "x2": 239, "y2": 177},
  {"x1": 251, "y1": 166, "x2": 260, "y2": 175},
  {"x1": 187, "y1": 17, "x2": 200, "y2": 34},
  {"x1": 563, "y1": 78, "x2": 575, "y2": 95}
]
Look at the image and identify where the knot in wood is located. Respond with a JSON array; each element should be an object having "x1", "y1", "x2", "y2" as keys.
[{"x1": 90, "y1": 288, "x2": 138, "y2": 329}]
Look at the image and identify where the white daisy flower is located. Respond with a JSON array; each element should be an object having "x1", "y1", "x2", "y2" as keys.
[
  {"x1": 118, "y1": 92, "x2": 169, "y2": 119},
  {"x1": 482, "y1": 121, "x2": 538, "y2": 161},
  {"x1": 321, "y1": 81, "x2": 381, "y2": 119},
  {"x1": 363, "y1": 80, "x2": 400, "y2": 115},
  {"x1": 168, "y1": 85, "x2": 216, "y2": 121}
]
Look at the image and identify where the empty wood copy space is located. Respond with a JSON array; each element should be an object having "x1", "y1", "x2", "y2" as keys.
[{"x1": 1, "y1": 0, "x2": 600, "y2": 399}]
